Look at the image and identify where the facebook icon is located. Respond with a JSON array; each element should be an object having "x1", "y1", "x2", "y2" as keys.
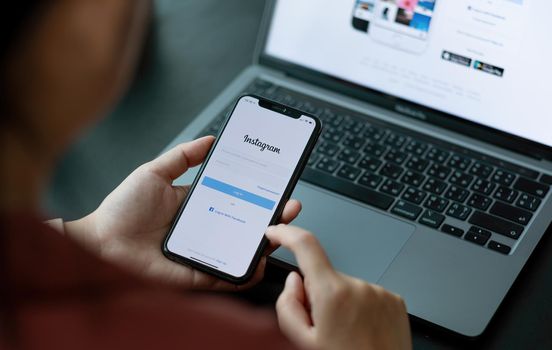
[{"x1": 208, "y1": 207, "x2": 215, "y2": 212}]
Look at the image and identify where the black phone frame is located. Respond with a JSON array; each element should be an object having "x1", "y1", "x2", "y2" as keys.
[{"x1": 162, "y1": 94, "x2": 322, "y2": 284}]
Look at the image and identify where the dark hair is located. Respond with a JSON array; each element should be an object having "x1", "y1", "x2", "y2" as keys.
[
  {"x1": 0, "y1": 2, "x2": 46, "y2": 120},
  {"x1": 0, "y1": 2, "x2": 46, "y2": 61}
]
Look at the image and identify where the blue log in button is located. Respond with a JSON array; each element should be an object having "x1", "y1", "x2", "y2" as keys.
[{"x1": 201, "y1": 176, "x2": 276, "y2": 210}]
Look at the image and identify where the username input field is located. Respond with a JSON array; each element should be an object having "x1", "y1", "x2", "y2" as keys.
[{"x1": 217, "y1": 147, "x2": 290, "y2": 179}]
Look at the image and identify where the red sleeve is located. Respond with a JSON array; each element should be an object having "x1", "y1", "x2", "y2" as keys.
[{"x1": 0, "y1": 215, "x2": 296, "y2": 350}]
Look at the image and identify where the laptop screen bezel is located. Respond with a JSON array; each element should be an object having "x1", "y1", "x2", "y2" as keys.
[{"x1": 255, "y1": 0, "x2": 552, "y2": 161}]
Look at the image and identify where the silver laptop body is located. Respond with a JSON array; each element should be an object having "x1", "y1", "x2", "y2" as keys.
[{"x1": 165, "y1": 0, "x2": 552, "y2": 337}]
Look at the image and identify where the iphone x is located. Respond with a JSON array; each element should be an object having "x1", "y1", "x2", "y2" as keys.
[{"x1": 163, "y1": 95, "x2": 321, "y2": 284}]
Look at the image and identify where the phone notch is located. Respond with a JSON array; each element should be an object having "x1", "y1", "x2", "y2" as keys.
[{"x1": 258, "y1": 99, "x2": 301, "y2": 119}]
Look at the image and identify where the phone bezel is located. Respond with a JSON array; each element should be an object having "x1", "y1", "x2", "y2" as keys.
[{"x1": 162, "y1": 94, "x2": 322, "y2": 284}]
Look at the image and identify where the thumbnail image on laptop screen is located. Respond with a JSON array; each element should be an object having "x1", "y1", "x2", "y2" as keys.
[{"x1": 265, "y1": 0, "x2": 552, "y2": 148}]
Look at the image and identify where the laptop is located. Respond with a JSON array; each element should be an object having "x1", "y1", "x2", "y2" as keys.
[{"x1": 164, "y1": 0, "x2": 552, "y2": 337}]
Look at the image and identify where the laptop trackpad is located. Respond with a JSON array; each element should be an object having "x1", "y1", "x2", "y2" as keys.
[{"x1": 271, "y1": 183, "x2": 414, "y2": 283}]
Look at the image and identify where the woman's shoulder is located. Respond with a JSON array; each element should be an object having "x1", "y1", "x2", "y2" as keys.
[{"x1": 0, "y1": 213, "x2": 294, "y2": 350}]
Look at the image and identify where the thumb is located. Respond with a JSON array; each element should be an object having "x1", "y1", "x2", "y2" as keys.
[
  {"x1": 173, "y1": 185, "x2": 191, "y2": 205},
  {"x1": 276, "y1": 272, "x2": 314, "y2": 348},
  {"x1": 148, "y1": 136, "x2": 215, "y2": 181}
]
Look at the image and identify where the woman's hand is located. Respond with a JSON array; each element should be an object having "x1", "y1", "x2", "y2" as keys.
[
  {"x1": 266, "y1": 224, "x2": 412, "y2": 350},
  {"x1": 65, "y1": 136, "x2": 301, "y2": 291}
]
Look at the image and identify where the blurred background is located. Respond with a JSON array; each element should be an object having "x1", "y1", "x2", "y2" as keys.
[
  {"x1": 45, "y1": 0, "x2": 265, "y2": 219},
  {"x1": 43, "y1": 1, "x2": 552, "y2": 349}
]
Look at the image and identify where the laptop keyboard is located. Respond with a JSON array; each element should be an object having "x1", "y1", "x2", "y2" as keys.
[{"x1": 197, "y1": 79, "x2": 551, "y2": 255}]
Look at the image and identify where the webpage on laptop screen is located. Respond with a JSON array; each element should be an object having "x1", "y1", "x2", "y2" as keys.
[{"x1": 267, "y1": 0, "x2": 551, "y2": 148}]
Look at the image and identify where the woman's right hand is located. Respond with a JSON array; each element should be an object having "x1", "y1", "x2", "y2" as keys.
[{"x1": 266, "y1": 224, "x2": 412, "y2": 350}]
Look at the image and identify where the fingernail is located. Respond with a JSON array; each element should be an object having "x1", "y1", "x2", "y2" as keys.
[{"x1": 286, "y1": 271, "x2": 299, "y2": 287}]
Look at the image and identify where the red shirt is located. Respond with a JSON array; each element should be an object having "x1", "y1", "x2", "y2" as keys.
[{"x1": 0, "y1": 215, "x2": 295, "y2": 349}]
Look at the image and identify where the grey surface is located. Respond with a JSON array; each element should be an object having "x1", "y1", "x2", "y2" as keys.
[
  {"x1": 46, "y1": 0, "x2": 552, "y2": 349},
  {"x1": 273, "y1": 183, "x2": 414, "y2": 282}
]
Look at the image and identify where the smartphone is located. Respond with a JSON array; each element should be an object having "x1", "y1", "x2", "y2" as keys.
[
  {"x1": 162, "y1": 95, "x2": 321, "y2": 284},
  {"x1": 352, "y1": 0, "x2": 377, "y2": 33},
  {"x1": 369, "y1": 0, "x2": 437, "y2": 54}
]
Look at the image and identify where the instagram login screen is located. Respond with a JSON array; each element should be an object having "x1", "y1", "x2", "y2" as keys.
[{"x1": 167, "y1": 96, "x2": 316, "y2": 278}]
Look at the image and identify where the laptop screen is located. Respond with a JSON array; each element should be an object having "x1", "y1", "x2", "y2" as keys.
[{"x1": 265, "y1": 0, "x2": 552, "y2": 148}]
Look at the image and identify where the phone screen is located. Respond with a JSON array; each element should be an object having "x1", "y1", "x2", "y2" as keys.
[
  {"x1": 373, "y1": 0, "x2": 437, "y2": 39},
  {"x1": 164, "y1": 96, "x2": 319, "y2": 281}
]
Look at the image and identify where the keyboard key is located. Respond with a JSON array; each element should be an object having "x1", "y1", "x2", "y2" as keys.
[
  {"x1": 404, "y1": 140, "x2": 428, "y2": 156},
  {"x1": 423, "y1": 178, "x2": 448, "y2": 195},
  {"x1": 384, "y1": 149, "x2": 408, "y2": 164},
  {"x1": 465, "y1": 231, "x2": 490, "y2": 246},
  {"x1": 447, "y1": 203, "x2": 472, "y2": 220},
  {"x1": 424, "y1": 195, "x2": 449, "y2": 213},
  {"x1": 427, "y1": 163, "x2": 452, "y2": 180},
  {"x1": 441, "y1": 224, "x2": 464, "y2": 237},
  {"x1": 447, "y1": 154, "x2": 472, "y2": 171},
  {"x1": 419, "y1": 210, "x2": 445, "y2": 228},
  {"x1": 364, "y1": 142, "x2": 388, "y2": 157},
  {"x1": 307, "y1": 153, "x2": 322, "y2": 167},
  {"x1": 337, "y1": 148, "x2": 361, "y2": 164},
  {"x1": 405, "y1": 156, "x2": 430, "y2": 173},
  {"x1": 316, "y1": 157, "x2": 341, "y2": 174},
  {"x1": 471, "y1": 178, "x2": 496, "y2": 196},
  {"x1": 493, "y1": 186, "x2": 518, "y2": 203},
  {"x1": 488, "y1": 241, "x2": 511, "y2": 255},
  {"x1": 467, "y1": 193, "x2": 492, "y2": 211},
  {"x1": 317, "y1": 141, "x2": 340, "y2": 157},
  {"x1": 329, "y1": 114, "x2": 344, "y2": 127},
  {"x1": 444, "y1": 185, "x2": 470, "y2": 203},
  {"x1": 513, "y1": 177, "x2": 549, "y2": 198},
  {"x1": 492, "y1": 170, "x2": 516, "y2": 186},
  {"x1": 302, "y1": 168, "x2": 395, "y2": 210},
  {"x1": 449, "y1": 171, "x2": 474, "y2": 188},
  {"x1": 469, "y1": 162, "x2": 494, "y2": 179},
  {"x1": 392, "y1": 200, "x2": 423, "y2": 220},
  {"x1": 490, "y1": 202, "x2": 533, "y2": 226},
  {"x1": 468, "y1": 211, "x2": 524, "y2": 239},
  {"x1": 323, "y1": 128, "x2": 345, "y2": 143},
  {"x1": 380, "y1": 179, "x2": 405, "y2": 196},
  {"x1": 401, "y1": 170, "x2": 426, "y2": 187},
  {"x1": 516, "y1": 193, "x2": 541, "y2": 212},
  {"x1": 402, "y1": 187, "x2": 427, "y2": 205},
  {"x1": 336, "y1": 164, "x2": 362, "y2": 182},
  {"x1": 469, "y1": 226, "x2": 492, "y2": 238},
  {"x1": 384, "y1": 133, "x2": 408, "y2": 148},
  {"x1": 540, "y1": 173, "x2": 552, "y2": 185},
  {"x1": 358, "y1": 156, "x2": 382, "y2": 172},
  {"x1": 340, "y1": 119, "x2": 364, "y2": 134},
  {"x1": 342, "y1": 135, "x2": 366, "y2": 150},
  {"x1": 362, "y1": 126, "x2": 386, "y2": 141},
  {"x1": 427, "y1": 148, "x2": 450, "y2": 163},
  {"x1": 358, "y1": 172, "x2": 383, "y2": 189},
  {"x1": 380, "y1": 163, "x2": 404, "y2": 179}
]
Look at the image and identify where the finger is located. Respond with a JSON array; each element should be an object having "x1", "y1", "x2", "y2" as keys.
[
  {"x1": 276, "y1": 272, "x2": 314, "y2": 348},
  {"x1": 149, "y1": 136, "x2": 215, "y2": 180},
  {"x1": 266, "y1": 224, "x2": 333, "y2": 278},
  {"x1": 278, "y1": 199, "x2": 302, "y2": 225}
]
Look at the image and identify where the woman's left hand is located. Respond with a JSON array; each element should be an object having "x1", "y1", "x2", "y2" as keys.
[{"x1": 65, "y1": 136, "x2": 302, "y2": 291}]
